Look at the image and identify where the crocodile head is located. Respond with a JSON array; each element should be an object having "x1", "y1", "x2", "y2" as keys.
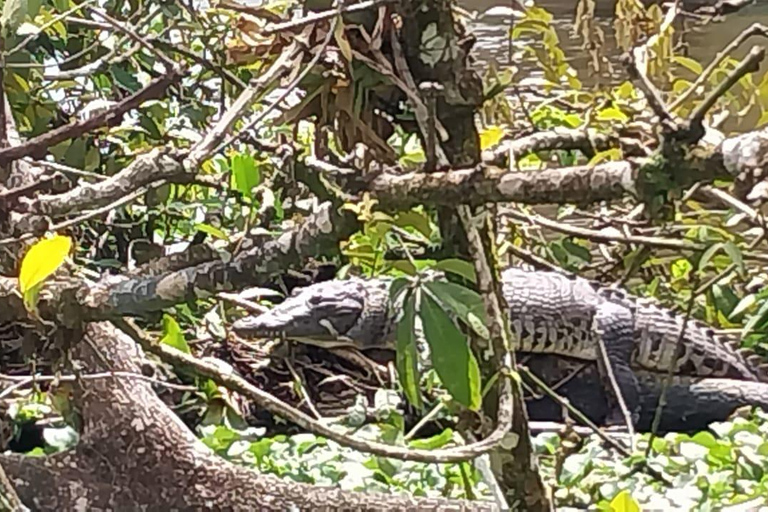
[{"x1": 231, "y1": 277, "x2": 396, "y2": 350}]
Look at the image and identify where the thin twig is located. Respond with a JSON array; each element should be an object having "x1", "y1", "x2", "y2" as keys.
[
  {"x1": 0, "y1": 68, "x2": 183, "y2": 167},
  {"x1": 0, "y1": 184, "x2": 152, "y2": 247},
  {"x1": 0, "y1": 370, "x2": 197, "y2": 393},
  {"x1": 670, "y1": 23, "x2": 768, "y2": 110},
  {"x1": 186, "y1": 43, "x2": 300, "y2": 169},
  {"x1": 519, "y1": 366, "x2": 671, "y2": 486},
  {"x1": 261, "y1": 0, "x2": 397, "y2": 35},
  {"x1": 503, "y1": 208, "x2": 768, "y2": 263},
  {"x1": 115, "y1": 317, "x2": 514, "y2": 464}
]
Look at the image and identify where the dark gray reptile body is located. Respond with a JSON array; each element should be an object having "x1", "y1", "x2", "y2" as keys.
[
  {"x1": 231, "y1": 269, "x2": 768, "y2": 429},
  {"x1": 232, "y1": 269, "x2": 768, "y2": 381},
  {"x1": 522, "y1": 354, "x2": 768, "y2": 432}
]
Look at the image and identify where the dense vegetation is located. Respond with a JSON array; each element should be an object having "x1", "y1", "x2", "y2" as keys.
[{"x1": 1, "y1": 0, "x2": 768, "y2": 509}]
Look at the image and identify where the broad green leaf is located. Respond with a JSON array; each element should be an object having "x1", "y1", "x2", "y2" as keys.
[
  {"x1": 610, "y1": 490, "x2": 640, "y2": 512},
  {"x1": 434, "y1": 259, "x2": 477, "y2": 283},
  {"x1": 562, "y1": 239, "x2": 591, "y2": 262},
  {"x1": 479, "y1": 125, "x2": 505, "y2": 150},
  {"x1": 419, "y1": 290, "x2": 482, "y2": 410},
  {"x1": 389, "y1": 276, "x2": 412, "y2": 305},
  {"x1": 394, "y1": 210, "x2": 432, "y2": 239},
  {"x1": 160, "y1": 314, "x2": 190, "y2": 353},
  {"x1": 18, "y1": 234, "x2": 72, "y2": 294},
  {"x1": 395, "y1": 291, "x2": 422, "y2": 409},
  {"x1": 111, "y1": 64, "x2": 141, "y2": 92},
  {"x1": 231, "y1": 153, "x2": 261, "y2": 200},
  {"x1": 424, "y1": 281, "x2": 489, "y2": 340}
]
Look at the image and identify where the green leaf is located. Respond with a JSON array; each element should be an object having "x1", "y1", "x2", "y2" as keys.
[
  {"x1": 742, "y1": 299, "x2": 768, "y2": 338},
  {"x1": 408, "y1": 428, "x2": 454, "y2": 450},
  {"x1": 610, "y1": 489, "x2": 640, "y2": 512},
  {"x1": 596, "y1": 107, "x2": 629, "y2": 123},
  {"x1": 698, "y1": 242, "x2": 723, "y2": 273},
  {"x1": 423, "y1": 281, "x2": 489, "y2": 339},
  {"x1": 160, "y1": 314, "x2": 190, "y2": 353},
  {"x1": 395, "y1": 291, "x2": 422, "y2": 409},
  {"x1": 562, "y1": 239, "x2": 591, "y2": 262},
  {"x1": 111, "y1": 65, "x2": 141, "y2": 92},
  {"x1": 419, "y1": 290, "x2": 482, "y2": 410},
  {"x1": 723, "y1": 241, "x2": 745, "y2": 276},
  {"x1": 434, "y1": 259, "x2": 477, "y2": 283},
  {"x1": 231, "y1": 153, "x2": 261, "y2": 200},
  {"x1": 195, "y1": 223, "x2": 230, "y2": 241},
  {"x1": 479, "y1": 125, "x2": 505, "y2": 150},
  {"x1": 393, "y1": 210, "x2": 432, "y2": 239}
]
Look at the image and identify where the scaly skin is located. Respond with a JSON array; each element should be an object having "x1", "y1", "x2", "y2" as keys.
[
  {"x1": 521, "y1": 353, "x2": 768, "y2": 432},
  {"x1": 232, "y1": 270, "x2": 768, "y2": 382},
  {"x1": 231, "y1": 271, "x2": 768, "y2": 429}
]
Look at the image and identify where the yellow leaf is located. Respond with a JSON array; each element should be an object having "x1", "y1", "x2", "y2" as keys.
[
  {"x1": 610, "y1": 490, "x2": 641, "y2": 512},
  {"x1": 479, "y1": 125, "x2": 505, "y2": 151},
  {"x1": 18, "y1": 234, "x2": 72, "y2": 294}
]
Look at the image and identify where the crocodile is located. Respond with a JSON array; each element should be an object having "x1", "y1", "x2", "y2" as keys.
[
  {"x1": 231, "y1": 268, "x2": 768, "y2": 424},
  {"x1": 521, "y1": 353, "x2": 768, "y2": 432}
]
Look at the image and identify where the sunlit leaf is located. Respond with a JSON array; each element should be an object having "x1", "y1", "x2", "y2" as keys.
[
  {"x1": 18, "y1": 234, "x2": 72, "y2": 294},
  {"x1": 610, "y1": 489, "x2": 640, "y2": 512},
  {"x1": 231, "y1": 153, "x2": 261, "y2": 200},
  {"x1": 596, "y1": 107, "x2": 629, "y2": 123},
  {"x1": 479, "y1": 125, "x2": 505, "y2": 150},
  {"x1": 408, "y1": 428, "x2": 453, "y2": 450},
  {"x1": 160, "y1": 314, "x2": 190, "y2": 353},
  {"x1": 730, "y1": 294, "x2": 756, "y2": 320},
  {"x1": 673, "y1": 55, "x2": 703, "y2": 75},
  {"x1": 195, "y1": 223, "x2": 230, "y2": 241}
]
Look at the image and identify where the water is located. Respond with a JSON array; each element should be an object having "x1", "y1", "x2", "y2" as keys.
[{"x1": 464, "y1": 0, "x2": 768, "y2": 92}]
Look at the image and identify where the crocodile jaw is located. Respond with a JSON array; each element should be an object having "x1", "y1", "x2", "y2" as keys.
[{"x1": 230, "y1": 281, "x2": 366, "y2": 347}]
